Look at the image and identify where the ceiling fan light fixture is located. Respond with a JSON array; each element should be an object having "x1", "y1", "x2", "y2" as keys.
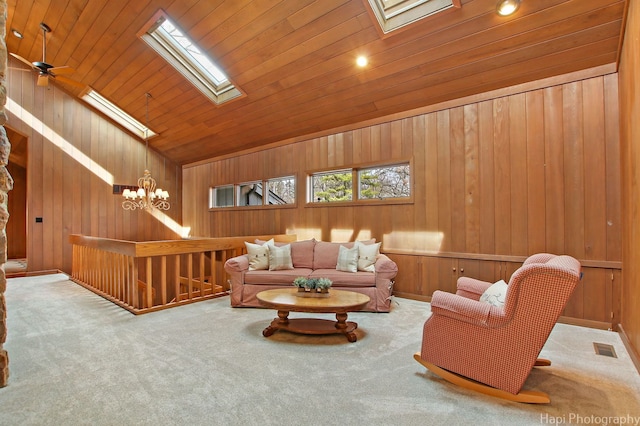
[{"x1": 496, "y1": 0, "x2": 521, "y2": 16}]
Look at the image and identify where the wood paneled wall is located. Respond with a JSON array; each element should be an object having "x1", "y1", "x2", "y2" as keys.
[
  {"x1": 184, "y1": 69, "x2": 621, "y2": 326},
  {"x1": 5, "y1": 57, "x2": 183, "y2": 273},
  {"x1": 618, "y1": 0, "x2": 640, "y2": 364}
]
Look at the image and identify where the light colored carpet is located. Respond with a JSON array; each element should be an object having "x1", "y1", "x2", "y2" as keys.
[{"x1": 1, "y1": 273, "x2": 639, "y2": 426}]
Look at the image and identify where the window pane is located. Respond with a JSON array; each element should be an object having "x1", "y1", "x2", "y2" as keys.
[
  {"x1": 267, "y1": 177, "x2": 295, "y2": 205},
  {"x1": 358, "y1": 164, "x2": 410, "y2": 199},
  {"x1": 311, "y1": 170, "x2": 352, "y2": 202},
  {"x1": 211, "y1": 185, "x2": 233, "y2": 208},
  {"x1": 236, "y1": 182, "x2": 263, "y2": 206}
]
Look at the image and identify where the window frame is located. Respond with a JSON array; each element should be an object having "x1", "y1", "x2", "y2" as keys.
[
  {"x1": 306, "y1": 159, "x2": 413, "y2": 207},
  {"x1": 209, "y1": 175, "x2": 298, "y2": 211}
]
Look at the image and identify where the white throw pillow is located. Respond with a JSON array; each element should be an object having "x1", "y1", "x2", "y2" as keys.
[
  {"x1": 336, "y1": 245, "x2": 358, "y2": 273},
  {"x1": 355, "y1": 241, "x2": 380, "y2": 272},
  {"x1": 245, "y1": 241, "x2": 269, "y2": 271},
  {"x1": 268, "y1": 244, "x2": 293, "y2": 271},
  {"x1": 479, "y1": 279, "x2": 508, "y2": 307}
]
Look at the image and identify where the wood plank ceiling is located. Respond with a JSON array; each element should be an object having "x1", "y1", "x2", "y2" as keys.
[{"x1": 5, "y1": 0, "x2": 627, "y2": 165}]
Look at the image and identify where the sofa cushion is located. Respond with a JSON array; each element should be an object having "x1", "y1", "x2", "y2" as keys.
[
  {"x1": 309, "y1": 269, "x2": 376, "y2": 287},
  {"x1": 313, "y1": 240, "x2": 375, "y2": 270},
  {"x1": 245, "y1": 268, "x2": 313, "y2": 285},
  {"x1": 268, "y1": 244, "x2": 294, "y2": 271},
  {"x1": 336, "y1": 245, "x2": 358, "y2": 272},
  {"x1": 256, "y1": 238, "x2": 316, "y2": 269},
  {"x1": 355, "y1": 241, "x2": 380, "y2": 272},
  {"x1": 245, "y1": 241, "x2": 270, "y2": 271}
]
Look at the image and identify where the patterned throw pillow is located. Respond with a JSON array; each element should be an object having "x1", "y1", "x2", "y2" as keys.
[
  {"x1": 355, "y1": 241, "x2": 380, "y2": 272},
  {"x1": 479, "y1": 280, "x2": 508, "y2": 307},
  {"x1": 245, "y1": 241, "x2": 269, "y2": 271},
  {"x1": 336, "y1": 245, "x2": 358, "y2": 273},
  {"x1": 268, "y1": 244, "x2": 294, "y2": 271}
]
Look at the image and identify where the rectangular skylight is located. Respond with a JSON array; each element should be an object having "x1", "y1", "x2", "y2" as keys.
[
  {"x1": 367, "y1": 0, "x2": 461, "y2": 34},
  {"x1": 139, "y1": 11, "x2": 243, "y2": 105},
  {"x1": 80, "y1": 88, "x2": 156, "y2": 140}
]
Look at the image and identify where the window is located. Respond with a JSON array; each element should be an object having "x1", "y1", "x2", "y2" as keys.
[
  {"x1": 80, "y1": 88, "x2": 156, "y2": 140},
  {"x1": 236, "y1": 182, "x2": 263, "y2": 207},
  {"x1": 310, "y1": 169, "x2": 353, "y2": 202},
  {"x1": 210, "y1": 185, "x2": 233, "y2": 208},
  {"x1": 267, "y1": 176, "x2": 295, "y2": 205},
  {"x1": 308, "y1": 161, "x2": 411, "y2": 204},
  {"x1": 209, "y1": 176, "x2": 296, "y2": 209},
  {"x1": 365, "y1": 0, "x2": 461, "y2": 34},
  {"x1": 139, "y1": 11, "x2": 243, "y2": 105},
  {"x1": 358, "y1": 164, "x2": 410, "y2": 200}
]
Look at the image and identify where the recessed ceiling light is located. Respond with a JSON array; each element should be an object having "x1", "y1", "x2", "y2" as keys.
[
  {"x1": 496, "y1": 0, "x2": 521, "y2": 16},
  {"x1": 356, "y1": 56, "x2": 368, "y2": 67},
  {"x1": 11, "y1": 28, "x2": 23, "y2": 39}
]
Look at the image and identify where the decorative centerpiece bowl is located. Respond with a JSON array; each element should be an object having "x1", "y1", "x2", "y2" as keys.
[{"x1": 293, "y1": 277, "x2": 332, "y2": 297}]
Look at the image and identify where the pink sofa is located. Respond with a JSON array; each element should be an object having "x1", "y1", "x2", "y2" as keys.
[{"x1": 224, "y1": 239, "x2": 398, "y2": 312}]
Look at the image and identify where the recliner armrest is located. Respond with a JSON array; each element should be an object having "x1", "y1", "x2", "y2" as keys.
[
  {"x1": 456, "y1": 276, "x2": 493, "y2": 300},
  {"x1": 430, "y1": 290, "x2": 506, "y2": 327}
]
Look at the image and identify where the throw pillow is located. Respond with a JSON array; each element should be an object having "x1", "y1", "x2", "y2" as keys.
[
  {"x1": 245, "y1": 241, "x2": 269, "y2": 271},
  {"x1": 336, "y1": 245, "x2": 358, "y2": 273},
  {"x1": 479, "y1": 279, "x2": 508, "y2": 307},
  {"x1": 268, "y1": 244, "x2": 294, "y2": 271},
  {"x1": 355, "y1": 241, "x2": 380, "y2": 272}
]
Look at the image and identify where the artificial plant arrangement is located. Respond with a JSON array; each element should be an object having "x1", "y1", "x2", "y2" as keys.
[{"x1": 293, "y1": 277, "x2": 332, "y2": 296}]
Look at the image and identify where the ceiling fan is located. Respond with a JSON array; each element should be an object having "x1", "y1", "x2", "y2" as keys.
[{"x1": 10, "y1": 22, "x2": 85, "y2": 89}]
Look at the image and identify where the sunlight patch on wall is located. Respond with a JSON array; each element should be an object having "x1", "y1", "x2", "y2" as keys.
[
  {"x1": 148, "y1": 208, "x2": 190, "y2": 238},
  {"x1": 7, "y1": 97, "x2": 114, "y2": 185},
  {"x1": 383, "y1": 231, "x2": 444, "y2": 252},
  {"x1": 331, "y1": 228, "x2": 372, "y2": 242},
  {"x1": 286, "y1": 227, "x2": 321, "y2": 241}
]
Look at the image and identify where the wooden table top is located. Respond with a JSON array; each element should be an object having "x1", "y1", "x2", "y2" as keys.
[{"x1": 256, "y1": 288, "x2": 370, "y2": 313}]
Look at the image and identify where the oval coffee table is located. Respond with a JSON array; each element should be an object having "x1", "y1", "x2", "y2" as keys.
[{"x1": 256, "y1": 288, "x2": 370, "y2": 342}]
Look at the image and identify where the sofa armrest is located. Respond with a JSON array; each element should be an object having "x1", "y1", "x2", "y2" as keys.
[
  {"x1": 430, "y1": 290, "x2": 506, "y2": 327},
  {"x1": 224, "y1": 254, "x2": 249, "y2": 273},
  {"x1": 374, "y1": 253, "x2": 398, "y2": 277},
  {"x1": 455, "y1": 276, "x2": 492, "y2": 300}
]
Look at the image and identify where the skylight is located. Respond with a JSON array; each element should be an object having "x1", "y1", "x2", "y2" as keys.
[
  {"x1": 366, "y1": 0, "x2": 461, "y2": 34},
  {"x1": 80, "y1": 88, "x2": 156, "y2": 139},
  {"x1": 139, "y1": 11, "x2": 243, "y2": 105}
]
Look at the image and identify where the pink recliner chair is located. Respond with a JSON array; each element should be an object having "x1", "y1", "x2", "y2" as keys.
[{"x1": 414, "y1": 253, "x2": 581, "y2": 403}]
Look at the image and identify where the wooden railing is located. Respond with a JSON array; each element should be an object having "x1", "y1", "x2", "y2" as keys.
[{"x1": 69, "y1": 234, "x2": 296, "y2": 314}]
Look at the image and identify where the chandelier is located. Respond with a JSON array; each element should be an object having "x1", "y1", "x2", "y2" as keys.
[{"x1": 122, "y1": 93, "x2": 170, "y2": 211}]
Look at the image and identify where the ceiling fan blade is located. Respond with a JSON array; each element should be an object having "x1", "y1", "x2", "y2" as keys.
[
  {"x1": 49, "y1": 65, "x2": 75, "y2": 76},
  {"x1": 54, "y1": 75, "x2": 86, "y2": 89},
  {"x1": 9, "y1": 52, "x2": 35, "y2": 69},
  {"x1": 37, "y1": 74, "x2": 49, "y2": 87}
]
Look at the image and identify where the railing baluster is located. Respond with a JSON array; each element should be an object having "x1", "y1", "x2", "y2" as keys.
[{"x1": 68, "y1": 234, "x2": 296, "y2": 314}]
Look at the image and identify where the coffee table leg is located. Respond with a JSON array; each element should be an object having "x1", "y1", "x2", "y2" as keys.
[
  {"x1": 263, "y1": 310, "x2": 289, "y2": 337},
  {"x1": 335, "y1": 312, "x2": 358, "y2": 342}
]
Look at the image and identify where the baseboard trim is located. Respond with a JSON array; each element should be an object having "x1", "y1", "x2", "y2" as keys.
[
  {"x1": 557, "y1": 316, "x2": 613, "y2": 330},
  {"x1": 618, "y1": 324, "x2": 640, "y2": 375}
]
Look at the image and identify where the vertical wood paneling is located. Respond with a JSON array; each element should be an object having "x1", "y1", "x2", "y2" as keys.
[
  {"x1": 478, "y1": 100, "x2": 495, "y2": 254},
  {"x1": 525, "y1": 91, "x2": 546, "y2": 254},
  {"x1": 543, "y1": 86, "x2": 565, "y2": 254},
  {"x1": 182, "y1": 71, "x2": 621, "y2": 325},
  {"x1": 562, "y1": 82, "x2": 586, "y2": 259},
  {"x1": 493, "y1": 97, "x2": 511, "y2": 254},
  {"x1": 463, "y1": 104, "x2": 479, "y2": 253},
  {"x1": 618, "y1": 0, "x2": 640, "y2": 359},
  {"x1": 6, "y1": 65, "x2": 183, "y2": 273},
  {"x1": 508, "y1": 93, "x2": 528, "y2": 255}
]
